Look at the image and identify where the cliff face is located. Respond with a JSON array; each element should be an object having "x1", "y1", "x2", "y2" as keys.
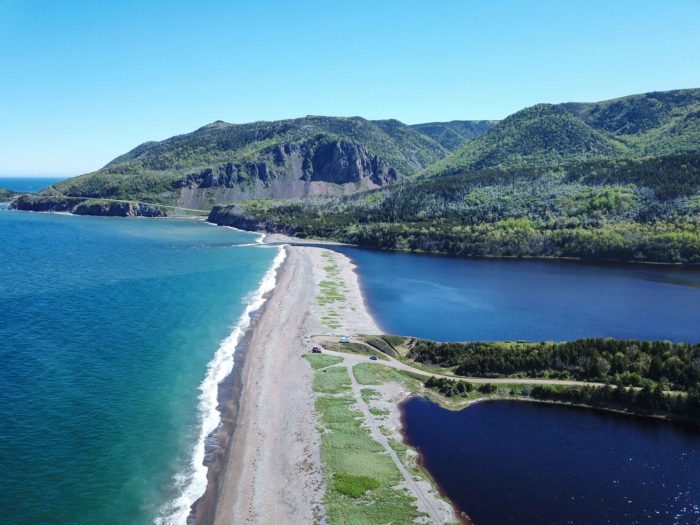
[
  {"x1": 73, "y1": 200, "x2": 166, "y2": 217},
  {"x1": 174, "y1": 139, "x2": 399, "y2": 209},
  {"x1": 0, "y1": 188, "x2": 20, "y2": 202},
  {"x1": 11, "y1": 195, "x2": 167, "y2": 217},
  {"x1": 48, "y1": 116, "x2": 443, "y2": 210},
  {"x1": 207, "y1": 205, "x2": 291, "y2": 235}
]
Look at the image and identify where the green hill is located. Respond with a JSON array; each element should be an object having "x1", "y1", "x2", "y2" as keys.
[
  {"x1": 207, "y1": 89, "x2": 700, "y2": 264},
  {"x1": 423, "y1": 104, "x2": 627, "y2": 177},
  {"x1": 562, "y1": 88, "x2": 700, "y2": 156},
  {"x1": 39, "y1": 116, "x2": 448, "y2": 210},
  {"x1": 209, "y1": 151, "x2": 700, "y2": 263},
  {"x1": 425, "y1": 88, "x2": 700, "y2": 179},
  {"x1": 15, "y1": 87, "x2": 700, "y2": 263},
  {"x1": 410, "y1": 120, "x2": 495, "y2": 151}
]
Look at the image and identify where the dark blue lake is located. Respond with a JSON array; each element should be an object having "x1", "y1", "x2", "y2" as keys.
[
  {"x1": 334, "y1": 247, "x2": 700, "y2": 342},
  {"x1": 401, "y1": 398, "x2": 700, "y2": 524}
]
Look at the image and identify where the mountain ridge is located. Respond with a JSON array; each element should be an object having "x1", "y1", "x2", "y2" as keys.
[
  {"x1": 11, "y1": 87, "x2": 700, "y2": 262},
  {"x1": 42, "y1": 115, "x2": 452, "y2": 209},
  {"x1": 423, "y1": 88, "x2": 700, "y2": 179}
]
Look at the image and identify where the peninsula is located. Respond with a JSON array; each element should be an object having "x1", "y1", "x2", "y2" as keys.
[{"x1": 193, "y1": 236, "x2": 699, "y2": 524}]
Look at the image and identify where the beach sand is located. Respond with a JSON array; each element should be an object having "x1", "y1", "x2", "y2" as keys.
[{"x1": 194, "y1": 244, "x2": 452, "y2": 524}]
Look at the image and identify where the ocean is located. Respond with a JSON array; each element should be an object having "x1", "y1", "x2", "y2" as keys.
[
  {"x1": 0, "y1": 176, "x2": 68, "y2": 193},
  {"x1": 0, "y1": 207, "x2": 282, "y2": 524}
]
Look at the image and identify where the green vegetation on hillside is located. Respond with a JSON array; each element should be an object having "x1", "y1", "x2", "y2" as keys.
[
  {"x1": 424, "y1": 88, "x2": 700, "y2": 178},
  {"x1": 45, "y1": 116, "x2": 449, "y2": 207},
  {"x1": 423, "y1": 104, "x2": 626, "y2": 177},
  {"x1": 206, "y1": 89, "x2": 700, "y2": 264},
  {"x1": 410, "y1": 120, "x2": 495, "y2": 151},
  {"x1": 20, "y1": 88, "x2": 700, "y2": 264},
  {"x1": 211, "y1": 150, "x2": 700, "y2": 263},
  {"x1": 562, "y1": 88, "x2": 700, "y2": 156}
]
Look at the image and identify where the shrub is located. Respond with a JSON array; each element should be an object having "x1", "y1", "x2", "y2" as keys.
[{"x1": 333, "y1": 472, "x2": 381, "y2": 498}]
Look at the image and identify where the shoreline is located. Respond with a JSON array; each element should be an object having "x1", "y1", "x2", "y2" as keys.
[
  {"x1": 156, "y1": 245, "x2": 286, "y2": 524},
  {"x1": 205, "y1": 246, "x2": 326, "y2": 524},
  {"x1": 8, "y1": 207, "x2": 700, "y2": 266},
  {"x1": 420, "y1": 392, "x2": 700, "y2": 425},
  {"x1": 198, "y1": 241, "x2": 457, "y2": 524},
  {"x1": 189, "y1": 276, "x2": 278, "y2": 524}
]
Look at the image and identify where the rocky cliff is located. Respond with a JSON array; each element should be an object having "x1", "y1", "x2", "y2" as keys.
[
  {"x1": 174, "y1": 138, "x2": 399, "y2": 209},
  {"x1": 207, "y1": 205, "x2": 283, "y2": 233},
  {"x1": 11, "y1": 195, "x2": 167, "y2": 217},
  {"x1": 45, "y1": 116, "x2": 447, "y2": 211}
]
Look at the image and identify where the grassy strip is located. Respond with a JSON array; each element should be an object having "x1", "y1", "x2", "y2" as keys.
[
  {"x1": 353, "y1": 363, "x2": 423, "y2": 389},
  {"x1": 304, "y1": 354, "x2": 344, "y2": 370},
  {"x1": 360, "y1": 388, "x2": 379, "y2": 403},
  {"x1": 313, "y1": 366, "x2": 352, "y2": 394},
  {"x1": 310, "y1": 363, "x2": 424, "y2": 524},
  {"x1": 325, "y1": 341, "x2": 388, "y2": 360}
]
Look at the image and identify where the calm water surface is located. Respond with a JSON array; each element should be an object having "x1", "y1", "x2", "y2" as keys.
[
  {"x1": 402, "y1": 398, "x2": 700, "y2": 524},
  {"x1": 335, "y1": 247, "x2": 700, "y2": 342}
]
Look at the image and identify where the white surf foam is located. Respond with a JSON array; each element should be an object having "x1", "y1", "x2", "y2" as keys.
[{"x1": 155, "y1": 245, "x2": 287, "y2": 525}]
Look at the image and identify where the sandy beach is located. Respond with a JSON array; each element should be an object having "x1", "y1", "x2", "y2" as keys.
[
  {"x1": 196, "y1": 244, "x2": 377, "y2": 524},
  {"x1": 193, "y1": 243, "x2": 455, "y2": 524}
]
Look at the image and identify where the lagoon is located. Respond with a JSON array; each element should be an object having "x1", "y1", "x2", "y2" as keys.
[
  {"x1": 335, "y1": 247, "x2": 700, "y2": 343},
  {"x1": 401, "y1": 398, "x2": 700, "y2": 524}
]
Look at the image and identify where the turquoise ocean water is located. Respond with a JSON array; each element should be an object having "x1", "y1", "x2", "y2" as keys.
[{"x1": 0, "y1": 207, "x2": 281, "y2": 524}]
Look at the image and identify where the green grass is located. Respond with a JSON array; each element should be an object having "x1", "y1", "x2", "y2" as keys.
[
  {"x1": 360, "y1": 388, "x2": 379, "y2": 403},
  {"x1": 304, "y1": 354, "x2": 344, "y2": 370},
  {"x1": 362, "y1": 336, "x2": 400, "y2": 357},
  {"x1": 318, "y1": 280, "x2": 346, "y2": 304},
  {"x1": 333, "y1": 472, "x2": 381, "y2": 498},
  {"x1": 325, "y1": 342, "x2": 388, "y2": 360},
  {"x1": 352, "y1": 363, "x2": 422, "y2": 389},
  {"x1": 311, "y1": 364, "x2": 425, "y2": 523},
  {"x1": 369, "y1": 407, "x2": 389, "y2": 417},
  {"x1": 313, "y1": 366, "x2": 352, "y2": 394},
  {"x1": 317, "y1": 252, "x2": 349, "y2": 328}
]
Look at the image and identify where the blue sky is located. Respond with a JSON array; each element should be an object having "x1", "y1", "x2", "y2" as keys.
[{"x1": 1, "y1": 0, "x2": 699, "y2": 176}]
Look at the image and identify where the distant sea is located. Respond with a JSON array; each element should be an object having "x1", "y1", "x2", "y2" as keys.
[
  {"x1": 0, "y1": 176, "x2": 68, "y2": 193},
  {"x1": 0, "y1": 210, "x2": 281, "y2": 524}
]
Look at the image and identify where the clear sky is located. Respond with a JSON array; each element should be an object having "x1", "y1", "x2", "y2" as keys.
[{"x1": 1, "y1": 0, "x2": 699, "y2": 176}]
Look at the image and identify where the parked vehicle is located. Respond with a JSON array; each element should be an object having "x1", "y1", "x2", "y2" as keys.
[
  {"x1": 339, "y1": 336, "x2": 351, "y2": 343},
  {"x1": 311, "y1": 347, "x2": 322, "y2": 353},
  {"x1": 369, "y1": 355, "x2": 378, "y2": 361}
]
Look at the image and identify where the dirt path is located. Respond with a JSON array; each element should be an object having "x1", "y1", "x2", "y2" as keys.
[
  {"x1": 343, "y1": 360, "x2": 448, "y2": 523},
  {"x1": 316, "y1": 337, "x2": 606, "y2": 388}
]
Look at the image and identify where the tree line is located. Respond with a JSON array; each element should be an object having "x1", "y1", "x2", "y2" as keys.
[
  {"x1": 408, "y1": 338, "x2": 700, "y2": 392},
  {"x1": 423, "y1": 377, "x2": 700, "y2": 421}
]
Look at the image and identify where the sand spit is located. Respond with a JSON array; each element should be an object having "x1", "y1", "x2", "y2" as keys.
[{"x1": 198, "y1": 245, "x2": 454, "y2": 524}]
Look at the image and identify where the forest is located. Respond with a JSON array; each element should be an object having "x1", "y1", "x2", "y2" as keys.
[
  {"x1": 408, "y1": 338, "x2": 700, "y2": 392},
  {"x1": 213, "y1": 151, "x2": 700, "y2": 263},
  {"x1": 423, "y1": 377, "x2": 700, "y2": 420}
]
